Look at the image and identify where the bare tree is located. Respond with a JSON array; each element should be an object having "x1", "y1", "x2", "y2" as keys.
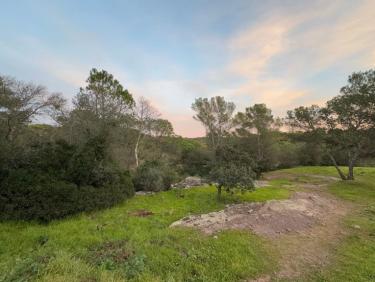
[
  {"x1": 132, "y1": 97, "x2": 160, "y2": 167},
  {"x1": 0, "y1": 76, "x2": 66, "y2": 142}
]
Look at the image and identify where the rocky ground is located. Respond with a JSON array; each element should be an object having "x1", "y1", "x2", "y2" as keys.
[
  {"x1": 170, "y1": 191, "x2": 346, "y2": 237},
  {"x1": 170, "y1": 172, "x2": 351, "y2": 281}
]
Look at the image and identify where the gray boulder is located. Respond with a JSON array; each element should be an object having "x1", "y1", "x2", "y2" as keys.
[{"x1": 172, "y1": 176, "x2": 206, "y2": 189}]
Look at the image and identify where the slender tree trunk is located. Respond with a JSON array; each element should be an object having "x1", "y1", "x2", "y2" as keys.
[
  {"x1": 327, "y1": 152, "x2": 347, "y2": 180},
  {"x1": 134, "y1": 133, "x2": 141, "y2": 168},
  {"x1": 5, "y1": 118, "x2": 14, "y2": 142},
  {"x1": 217, "y1": 186, "x2": 222, "y2": 200},
  {"x1": 347, "y1": 161, "x2": 354, "y2": 180},
  {"x1": 257, "y1": 134, "x2": 262, "y2": 161},
  {"x1": 211, "y1": 132, "x2": 215, "y2": 149},
  {"x1": 346, "y1": 150, "x2": 359, "y2": 180}
]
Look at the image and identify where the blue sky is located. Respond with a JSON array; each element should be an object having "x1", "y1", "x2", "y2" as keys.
[{"x1": 1, "y1": 0, "x2": 374, "y2": 136}]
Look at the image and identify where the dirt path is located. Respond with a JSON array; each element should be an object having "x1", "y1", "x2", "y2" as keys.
[{"x1": 170, "y1": 172, "x2": 352, "y2": 281}]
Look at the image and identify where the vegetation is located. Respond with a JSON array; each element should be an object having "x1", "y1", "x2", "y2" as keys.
[
  {"x1": 0, "y1": 167, "x2": 374, "y2": 281},
  {"x1": 0, "y1": 181, "x2": 289, "y2": 282},
  {"x1": 287, "y1": 69, "x2": 375, "y2": 180},
  {"x1": 0, "y1": 68, "x2": 374, "y2": 280}
]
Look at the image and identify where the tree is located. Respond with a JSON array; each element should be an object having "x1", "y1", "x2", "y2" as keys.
[
  {"x1": 0, "y1": 76, "x2": 65, "y2": 142},
  {"x1": 74, "y1": 68, "x2": 134, "y2": 122},
  {"x1": 132, "y1": 97, "x2": 160, "y2": 167},
  {"x1": 287, "y1": 69, "x2": 375, "y2": 180},
  {"x1": 192, "y1": 96, "x2": 235, "y2": 149},
  {"x1": 321, "y1": 69, "x2": 375, "y2": 180},
  {"x1": 235, "y1": 104, "x2": 274, "y2": 165},
  {"x1": 286, "y1": 105, "x2": 322, "y2": 131},
  {"x1": 286, "y1": 105, "x2": 350, "y2": 180},
  {"x1": 209, "y1": 144, "x2": 256, "y2": 198},
  {"x1": 150, "y1": 119, "x2": 174, "y2": 138}
]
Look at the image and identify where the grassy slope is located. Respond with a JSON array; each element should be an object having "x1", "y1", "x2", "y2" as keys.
[
  {"x1": 0, "y1": 184, "x2": 289, "y2": 282},
  {"x1": 282, "y1": 166, "x2": 375, "y2": 282},
  {"x1": 1, "y1": 167, "x2": 374, "y2": 282},
  {"x1": 315, "y1": 167, "x2": 375, "y2": 282}
]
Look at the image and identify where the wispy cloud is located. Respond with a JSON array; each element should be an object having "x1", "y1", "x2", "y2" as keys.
[{"x1": 217, "y1": 0, "x2": 375, "y2": 116}]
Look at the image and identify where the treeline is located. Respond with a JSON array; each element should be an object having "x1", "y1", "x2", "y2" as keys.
[
  {"x1": 0, "y1": 69, "x2": 178, "y2": 221},
  {"x1": 191, "y1": 69, "x2": 375, "y2": 195},
  {"x1": 1, "y1": 68, "x2": 374, "y2": 221}
]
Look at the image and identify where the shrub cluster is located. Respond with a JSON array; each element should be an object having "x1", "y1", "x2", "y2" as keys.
[
  {"x1": 132, "y1": 161, "x2": 179, "y2": 192},
  {"x1": 0, "y1": 138, "x2": 134, "y2": 222}
]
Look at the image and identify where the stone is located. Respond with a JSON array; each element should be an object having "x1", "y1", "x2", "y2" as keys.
[{"x1": 171, "y1": 176, "x2": 207, "y2": 189}]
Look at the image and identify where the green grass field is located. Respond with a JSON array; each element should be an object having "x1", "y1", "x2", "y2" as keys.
[{"x1": 0, "y1": 167, "x2": 374, "y2": 282}]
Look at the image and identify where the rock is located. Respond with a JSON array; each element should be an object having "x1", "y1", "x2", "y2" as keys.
[
  {"x1": 353, "y1": 225, "x2": 361, "y2": 229},
  {"x1": 172, "y1": 176, "x2": 207, "y2": 189},
  {"x1": 213, "y1": 235, "x2": 218, "y2": 239},
  {"x1": 135, "y1": 191, "x2": 155, "y2": 196},
  {"x1": 254, "y1": 180, "x2": 270, "y2": 188}
]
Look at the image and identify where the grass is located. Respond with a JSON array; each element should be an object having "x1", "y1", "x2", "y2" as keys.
[
  {"x1": 295, "y1": 166, "x2": 375, "y2": 282},
  {"x1": 0, "y1": 184, "x2": 288, "y2": 282},
  {"x1": 1, "y1": 167, "x2": 374, "y2": 281}
]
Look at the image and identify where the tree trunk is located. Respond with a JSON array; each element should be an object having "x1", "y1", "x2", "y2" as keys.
[
  {"x1": 134, "y1": 133, "x2": 141, "y2": 168},
  {"x1": 257, "y1": 134, "x2": 261, "y2": 161},
  {"x1": 217, "y1": 186, "x2": 222, "y2": 200},
  {"x1": 327, "y1": 152, "x2": 347, "y2": 180},
  {"x1": 346, "y1": 150, "x2": 359, "y2": 181},
  {"x1": 347, "y1": 162, "x2": 354, "y2": 180},
  {"x1": 5, "y1": 119, "x2": 14, "y2": 142}
]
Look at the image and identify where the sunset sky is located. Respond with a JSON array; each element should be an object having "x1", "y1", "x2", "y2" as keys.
[{"x1": 1, "y1": 0, "x2": 374, "y2": 137}]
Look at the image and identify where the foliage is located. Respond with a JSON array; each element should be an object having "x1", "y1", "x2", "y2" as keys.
[
  {"x1": 235, "y1": 103, "x2": 274, "y2": 136},
  {"x1": 0, "y1": 75, "x2": 65, "y2": 142},
  {"x1": 2, "y1": 253, "x2": 52, "y2": 282},
  {"x1": 0, "y1": 138, "x2": 134, "y2": 222},
  {"x1": 210, "y1": 164, "x2": 255, "y2": 197},
  {"x1": 286, "y1": 69, "x2": 375, "y2": 180},
  {"x1": 210, "y1": 144, "x2": 256, "y2": 197},
  {"x1": 150, "y1": 119, "x2": 174, "y2": 137},
  {"x1": 74, "y1": 68, "x2": 134, "y2": 121},
  {"x1": 180, "y1": 145, "x2": 213, "y2": 176},
  {"x1": 192, "y1": 96, "x2": 235, "y2": 148},
  {"x1": 133, "y1": 161, "x2": 178, "y2": 192}
]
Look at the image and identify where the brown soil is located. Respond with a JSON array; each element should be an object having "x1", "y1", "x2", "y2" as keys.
[
  {"x1": 170, "y1": 172, "x2": 351, "y2": 281},
  {"x1": 129, "y1": 209, "x2": 154, "y2": 217}
]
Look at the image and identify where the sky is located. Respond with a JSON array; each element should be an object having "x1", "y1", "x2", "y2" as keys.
[{"x1": 1, "y1": 0, "x2": 374, "y2": 137}]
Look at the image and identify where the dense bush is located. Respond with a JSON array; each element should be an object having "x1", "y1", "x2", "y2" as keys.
[
  {"x1": 0, "y1": 138, "x2": 134, "y2": 222},
  {"x1": 0, "y1": 169, "x2": 133, "y2": 222},
  {"x1": 209, "y1": 164, "x2": 255, "y2": 191},
  {"x1": 133, "y1": 161, "x2": 179, "y2": 192},
  {"x1": 180, "y1": 146, "x2": 213, "y2": 176}
]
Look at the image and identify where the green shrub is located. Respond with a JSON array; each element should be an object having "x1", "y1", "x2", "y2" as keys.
[
  {"x1": 0, "y1": 138, "x2": 134, "y2": 222},
  {"x1": 133, "y1": 161, "x2": 178, "y2": 192},
  {"x1": 180, "y1": 146, "x2": 212, "y2": 176},
  {"x1": 209, "y1": 164, "x2": 255, "y2": 197},
  {"x1": 0, "y1": 169, "x2": 133, "y2": 222}
]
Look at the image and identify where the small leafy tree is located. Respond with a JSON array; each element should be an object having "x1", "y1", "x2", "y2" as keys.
[
  {"x1": 209, "y1": 144, "x2": 256, "y2": 198},
  {"x1": 210, "y1": 164, "x2": 255, "y2": 199}
]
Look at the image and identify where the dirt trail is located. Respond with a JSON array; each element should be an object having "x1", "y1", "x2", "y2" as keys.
[{"x1": 170, "y1": 172, "x2": 352, "y2": 281}]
